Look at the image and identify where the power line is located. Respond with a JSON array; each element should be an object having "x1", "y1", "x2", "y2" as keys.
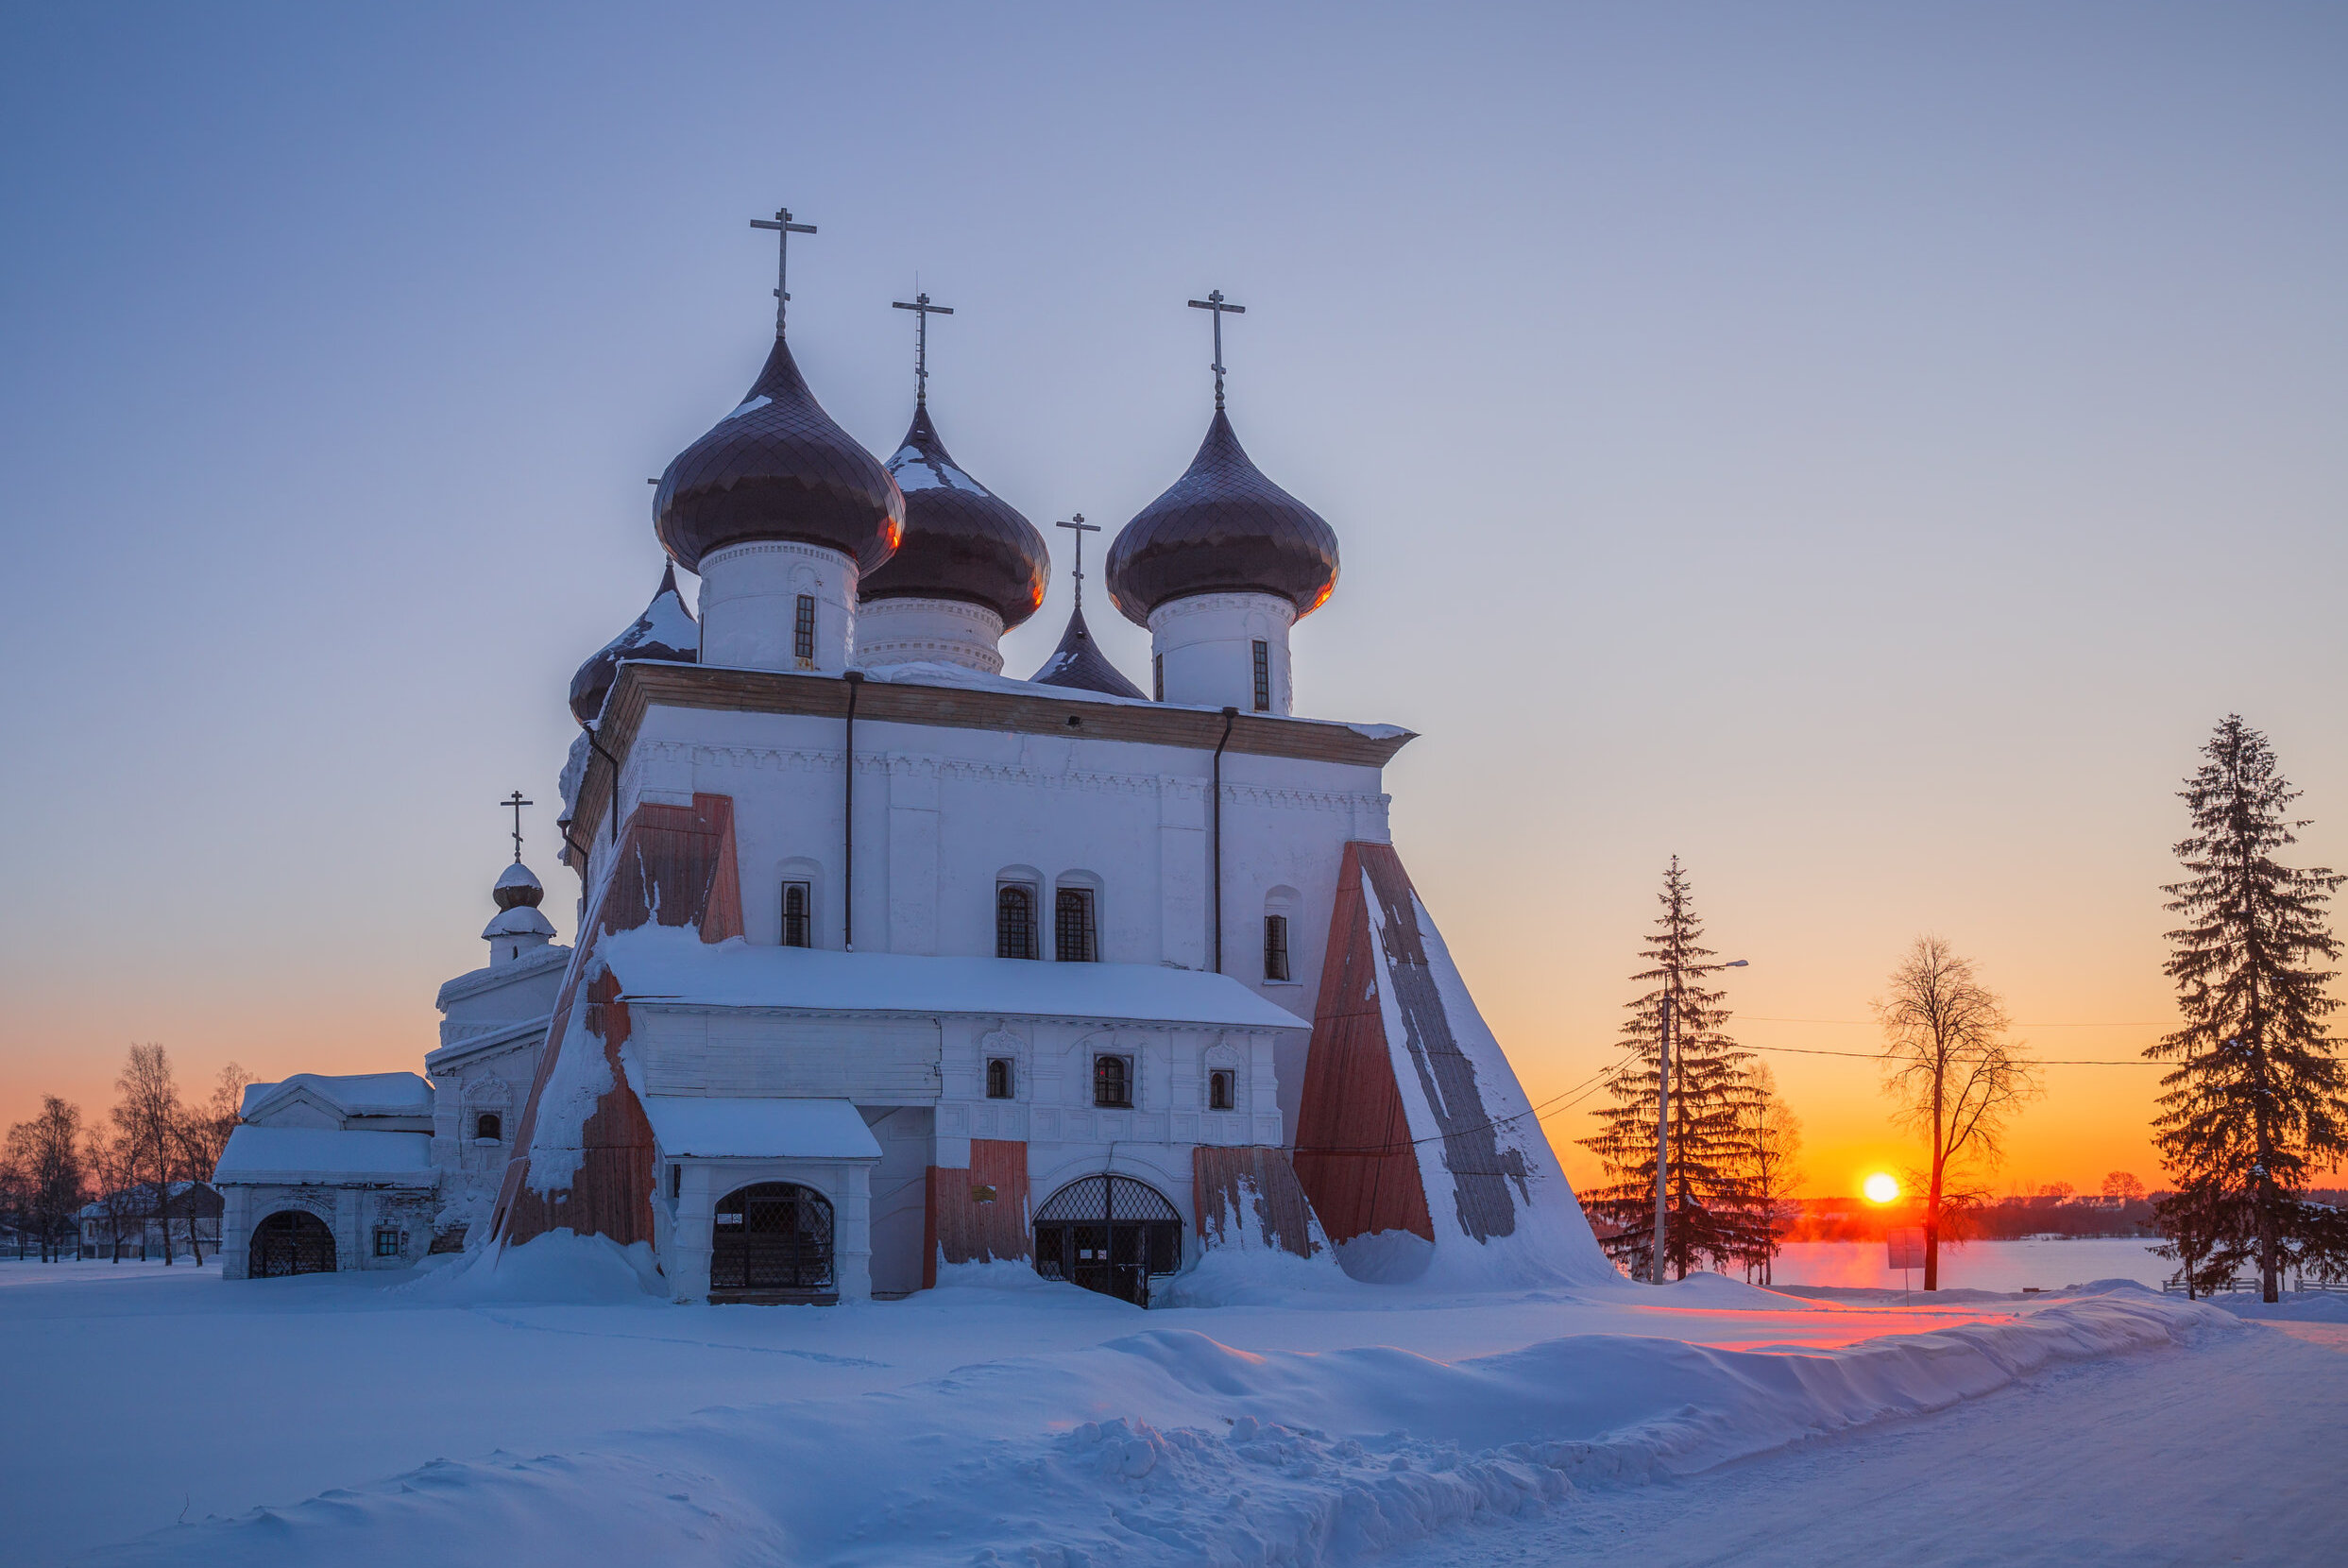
[
  {"x1": 1739, "y1": 1014, "x2": 2171, "y2": 1029},
  {"x1": 1733, "y1": 1041, "x2": 2158, "y2": 1066}
]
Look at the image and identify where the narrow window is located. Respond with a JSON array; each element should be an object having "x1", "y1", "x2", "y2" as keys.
[
  {"x1": 670, "y1": 1164, "x2": 682, "y2": 1202},
  {"x1": 373, "y1": 1228, "x2": 401, "y2": 1258},
  {"x1": 986, "y1": 1058, "x2": 1014, "y2": 1099},
  {"x1": 1209, "y1": 1069, "x2": 1235, "y2": 1111},
  {"x1": 781, "y1": 880, "x2": 812, "y2": 947},
  {"x1": 1152, "y1": 654, "x2": 1164, "y2": 703},
  {"x1": 793, "y1": 594, "x2": 817, "y2": 665},
  {"x1": 1264, "y1": 914, "x2": 1290, "y2": 982},
  {"x1": 1055, "y1": 887, "x2": 1097, "y2": 963},
  {"x1": 474, "y1": 1113, "x2": 502, "y2": 1142},
  {"x1": 996, "y1": 884, "x2": 1037, "y2": 960},
  {"x1": 1093, "y1": 1054, "x2": 1131, "y2": 1108},
  {"x1": 1251, "y1": 639, "x2": 1271, "y2": 711}
]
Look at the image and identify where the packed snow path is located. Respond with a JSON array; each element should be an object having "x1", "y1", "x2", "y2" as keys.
[
  {"x1": 1, "y1": 1245, "x2": 2332, "y2": 1565},
  {"x1": 1390, "y1": 1313, "x2": 2348, "y2": 1567}
]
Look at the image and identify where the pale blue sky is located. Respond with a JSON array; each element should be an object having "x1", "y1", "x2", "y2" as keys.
[{"x1": 3, "y1": 4, "x2": 2342, "y2": 1188}]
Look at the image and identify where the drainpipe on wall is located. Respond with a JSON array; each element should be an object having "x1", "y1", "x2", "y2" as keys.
[
  {"x1": 843, "y1": 670, "x2": 863, "y2": 951},
  {"x1": 1212, "y1": 707, "x2": 1237, "y2": 974}
]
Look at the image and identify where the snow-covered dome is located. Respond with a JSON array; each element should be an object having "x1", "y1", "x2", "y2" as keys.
[
  {"x1": 861, "y1": 403, "x2": 1049, "y2": 627},
  {"x1": 1029, "y1": 602, "x2": 1146, "y2": 699},
  {"x1": 493, "y1": 861, "x2": 544, "y2": 912},
  {"x1": 1104, "y1": 408, "x2": 1339, "y2": 628},
  {"x1": 653, "y1": 332, "x2": 903, "y2": 576},
  {"x1": 568, "y1": 566, "x2": 700, "y2": 724}
]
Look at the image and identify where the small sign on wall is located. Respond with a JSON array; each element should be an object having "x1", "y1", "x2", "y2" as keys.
[{"x1": 970, "y1": 1184, "x2": 998, "y2": 1205}]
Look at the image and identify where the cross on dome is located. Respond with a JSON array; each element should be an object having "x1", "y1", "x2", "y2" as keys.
[
  {"x1": 892, "y1": 291, "x2": 955, "y2": 406},
  {"x1": 748, "y1": 206, "x2": 818, "y2": 335},
  {"x1": 1187, "y1": 290, "x2": 1247, "y2": 409},
  {"x1": 500, "y1": 791, "x2": 532, "y2": 864},
  {"x1": 1055, "y1": 515, "x2": 1100, "y2": 610}
]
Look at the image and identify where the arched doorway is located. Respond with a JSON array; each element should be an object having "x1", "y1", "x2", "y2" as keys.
[
  {"x1": 1033, "y1": 1175, "x2": 1183, "y2": 1305},
  {"x1": 710, "y1": 1183, "x2": 836, "y2": 1303},
  {"x1": 251, "y1": 1210, "x2": 336, "y2": 1277}
]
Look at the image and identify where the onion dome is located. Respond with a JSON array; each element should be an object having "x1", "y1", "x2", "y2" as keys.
[
  {"x1": 568, "y1": 565, "x2": 700, "y2": 724},
  {"x1": 1029, "y1": 602, "x2": 1146, "y2": 699},
  {"x1": 861, "y1": 404, "x2": 1049, "y2": 626},
  {"x1": 653, "y1": 334, "x2": 904, "y2": 575},
  {"x1": 493, "y1": 861, "x2": 544, "y2": 912},
  {"x1": 1105, "y1": 409, "x2": 1340, "y2": 628}
]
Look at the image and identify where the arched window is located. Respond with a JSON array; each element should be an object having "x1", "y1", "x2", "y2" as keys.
[
  {"x1": 996, "y1": 883, "x2": 1038, "y2": 960},
  {"x1": 986, "y1": 1057, "x2": 1014, "y2": 1099},
  {"x1": 1056, "y1": 887, "x2": 1098, "y2": 963},
  {"x1": 1093, "y1": 1053, "x2": 1131, "y2": 1108},
  {"x1": 1263, "y1": 914, "x2": 1290, "y2": 982},
  {"x1": 474, "y1": 1113, "x2": 502, "y2": 1142},
  {"x1": 781, "y1": 880, "x2": 812, "y2": 947},
  {"x1": 1251, "y1": 639, "x2": 1271, "y2": 711},
  {"x1": 1209, "y1": 1069, "x2": 1235, "y2": 1111},
  {"x1": 793, "y1": 594, "x2": 817, "y2": 667}
]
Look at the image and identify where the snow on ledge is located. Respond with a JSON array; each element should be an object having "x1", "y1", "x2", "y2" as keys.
[
  {"x1": 640, "y1": 1096, "x2": 882, "y2": 1160},
  {"x1": 213, "y1": 1127, "x2": 434, "y2": 1185}
]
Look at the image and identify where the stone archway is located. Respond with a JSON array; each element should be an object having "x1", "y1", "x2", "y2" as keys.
[
  {"x1": 1032, "y1": 1175, "x2": 1183, "y2": 1305},
  {"x1": 251, "y1": 1209, "x2": 337, "y2": 1277},
  {"x1": 710, "y1": 1183, "x2": 836, "y2": 1303}
]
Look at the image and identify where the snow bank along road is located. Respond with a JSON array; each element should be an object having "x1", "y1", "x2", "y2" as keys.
[{"x1": 0, "y1": 1242, "x2": 2309, "y2": 1566}]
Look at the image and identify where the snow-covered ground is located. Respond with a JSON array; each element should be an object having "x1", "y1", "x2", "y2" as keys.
[
  {"x1": 1770, "y1": 1236, "x2": 2175, "y2": 1291},
  {"x1": 1, "y1": 1241, "x2": 2336, "y2": 1566}
]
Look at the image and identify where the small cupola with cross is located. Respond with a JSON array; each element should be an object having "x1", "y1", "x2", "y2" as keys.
[{"x1": 484, "y1": 792, "x2": 556, "y2": 966}]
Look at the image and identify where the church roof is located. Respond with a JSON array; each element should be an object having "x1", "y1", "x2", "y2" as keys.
[
  {"x1": 862, "y1": 402, "x2": 1050, "y2": 627},
  {"x1": 213, "y1": 1127, "x2": 434, "y2": 1185},
  {"x1": 1105, "y1": 408, "x2": 1339, "y2": 627},
  {"x1": 569, "y1": 566, "x2": 700, "y2": 724},
  {"x1": 241, "y1": 1072, "x2": 433, "y2": 1120},
  {"x1": 653, "y1": 333, "x2": 903, "y2": 576},
  {"x1": 1028, "y1": 601, "x2": 1147, "y2": 700},
  {"x1": 640, "y1": 1096, "x2": 882, "y2": 1161},
  {"x1": 598, "y1": 926, "x2": 1308, "y2": 1031}
]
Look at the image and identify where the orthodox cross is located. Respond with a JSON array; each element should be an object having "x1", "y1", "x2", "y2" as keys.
[
  {"x1": 891, "y1": 291, "x2": 955, "y2": 405},
  {"x1": 1056, "y1": 515, "x2": 1100, "y2": 609},
  {"x1": 749, "y1": 206, "x2": 817, "y2": 334},
  {"x1": 1186, "y1": 289, "x2": 1247, "y2": 408},
  {"x1": 500, "y1": 791, "x2": 533, "y2": 864}
]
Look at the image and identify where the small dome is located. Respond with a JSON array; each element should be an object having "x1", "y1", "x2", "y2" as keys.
[
  {"x1": 861, "y1": 403, "x2": 1050, "y2": 627},
  {"x1": 483, "y1": 904, "x2": 556, "y2": 943},
  {"x1": 1105, "y1": 409, "x2": 1339, "y2": 627},
  {"x1": 569, "y1": 565, "x2": 700, "y2": 724},
  {"x1": 654, "y1": 334, "x2": 904, "y2": 575},
  {"x1": 493, "y1": 861, "x2": 544, "y2": 912},
  {"x1": 1029, "y1": 602, "x2": 1146, "y2": 700}
]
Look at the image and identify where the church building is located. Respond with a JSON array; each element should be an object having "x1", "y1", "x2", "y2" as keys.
[{"x1": 213, "y1": 213, "x2": 1603, "y2": 1303}]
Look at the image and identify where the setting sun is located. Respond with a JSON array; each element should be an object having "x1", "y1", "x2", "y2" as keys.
[{"x1": 1863, "y1": 1172, "x2": 1901, "y2": 1204}]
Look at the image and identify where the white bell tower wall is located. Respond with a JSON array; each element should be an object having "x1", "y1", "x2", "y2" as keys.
[
  {"x1": 697, "y1": 540, "x2": 858, "y2": 673},
  {"x1": 854, "y1": 597, "x2": 1006, "y2": 675},
  {"x1": 1148, "y1": 592, "x2": 1294, "y2": 715}
]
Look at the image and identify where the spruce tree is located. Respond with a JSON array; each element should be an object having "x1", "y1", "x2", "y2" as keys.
[
  {"x1": 1580, "y1": 858, "x2": 1763, "y2": 1280},
  {"x1": 2150, "y1": 716, "x2": 2346, "y2": 1303}
]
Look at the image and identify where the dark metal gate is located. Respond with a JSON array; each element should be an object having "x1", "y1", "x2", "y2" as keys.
[
  {"x1": 710, "y1": 1183, "x2": 837, "y2": 1303},
  {"x1": 252, "y1": 1209, "x2": 336, "y2": 1276},
  {"x1": 1033, "y1": 1175, "x2": 1183, "y2": 1305}
]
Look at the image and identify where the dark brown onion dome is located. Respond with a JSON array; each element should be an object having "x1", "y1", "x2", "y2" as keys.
[
  {"x1": 568, "y1": 565, "x2": 700, "y2": 724},
  {"x1": 1029, "y1": 602, "x2": 1146, "y2": 700},
  {"x1": 654, "y1": 334, "x2": 904, "y2": 575},
  {"x1": 1104, "y1": 408, "x2": 1339, "y2": 628},
  {"x1": 862, "y1": 403, "x2": 1050, "y2": 627},
  {"x1": 493, "y1": 861, "x2": 545, "y2": 911}
]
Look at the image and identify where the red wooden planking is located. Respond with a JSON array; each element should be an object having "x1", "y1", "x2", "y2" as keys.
[
  {"x1": 1192, "y1": 1146, "x2": 1321, "y2": 1257},
  {"x1": 922, "y1": 1138, "x2": 1032, "y2": 1288}
]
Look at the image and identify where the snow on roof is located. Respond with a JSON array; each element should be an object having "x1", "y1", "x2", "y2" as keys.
[
  {"x1": 597, "y1": 927, "x2": 1308, "y2": 1031},
  {"x1": 483, "y1": 905, "x2": 556, "y2": 940},
  {"x1": 245, "y1": 1072, "x2": 434, "y2": 1118},
  {"x1": 239, "y1": 1081, "x2": 280, "y2": 1116},
  {"x1": 640, "y1": 1096, "x2": 883, "y2": 1160},
  {"x1": 213, "y1": 1127, "x2": 434, "y2": 1185}
]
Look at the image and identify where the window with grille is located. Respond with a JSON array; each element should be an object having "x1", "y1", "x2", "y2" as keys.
[
  {"x1": 1251, "y1": 640, "x2": 1271, "y2": 711},
  {"x1": 1093, "y1": 1054, "x2": 1132, "y2": 1108},
  {"x1": 473, "y1": 1113, "x2": 502, "y2": 1142},
  {"x1": 986, "y1": 1058, "x2": 1014, "y2": 1099},
  {"x1": 373, "y1": 1228, "x2": 401, "y2": 1258},
  {"x1": 1263, "y1": 913, "x2": 1290, "y2": 981},
  {"x1": 996, "y1": 884, "x2": 1038, "y2": 960},
  {"x1": 793, "y1": 594, "x2": 817, "y2": 665},
  {"x1": 1152, "y1": 654, "x2": 1164, "y2": 702},
  {"x1": 1209, "y1": 1069, "x2": 1235, "y2": 1111},
  {"x1": 1056, "y1": 887, "x2": 1097, "y2": 963},
  {"x1": 781, "y1": 880, "x2": 812, "y2": 947}
]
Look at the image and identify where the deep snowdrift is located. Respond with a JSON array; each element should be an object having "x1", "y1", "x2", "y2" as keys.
[{"x1": 87, "y1": 1239, "x2": 2233, "y2": 1568}]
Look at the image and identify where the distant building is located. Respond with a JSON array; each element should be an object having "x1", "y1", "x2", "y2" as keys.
[{"x1": 77, "y1": 1182, "x2": 222, "y2": 1261}]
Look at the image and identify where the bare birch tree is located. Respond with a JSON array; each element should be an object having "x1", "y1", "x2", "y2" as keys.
[
  {"x1": 5, "y1": 1099, "x2": 87, "y2": 1259},
  {"x1": 1730, "y1": 1064, "x2": 1803, "y2": 1286},
  {"x1": 1876, "y1": 937, "x2": 2041, "y2": 1289},
  {"x1": 111, "y1": 1044, "x2": 185, "y2": 1265}
]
